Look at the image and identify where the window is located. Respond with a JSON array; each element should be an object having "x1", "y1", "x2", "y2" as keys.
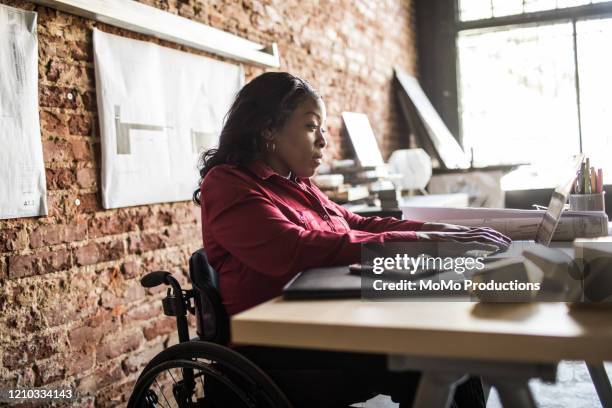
[{"x1": 455, "y1": 1, "x2": 612, "y2": 188}]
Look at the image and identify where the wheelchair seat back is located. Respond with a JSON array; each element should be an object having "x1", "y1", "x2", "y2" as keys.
[{"x1": 189, "y1": 249, "x2": 230, "y2": 345}]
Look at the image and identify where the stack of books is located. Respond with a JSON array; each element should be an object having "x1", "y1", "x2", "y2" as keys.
[
  {"x1": 316, "y1": 183, "x2": 370, "y2": 204},
  {"x1": 375, "y1": 187, "x2": 401, "y2": 209}
]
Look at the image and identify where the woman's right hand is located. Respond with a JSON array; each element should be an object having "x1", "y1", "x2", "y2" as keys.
[{"x1": 415, "y1": 229, "x2": 511, "y2": 254}]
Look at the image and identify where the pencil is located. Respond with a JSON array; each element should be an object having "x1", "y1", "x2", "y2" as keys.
[
  {"x1": 584, "y1": 162, "x2": 589, "y2": 193},
  {"x1": 584, "y1": 159, "x2": 591, "y2": 194},
  {"x1": 597, "y1": 168, "x2": 603, "y2": 193},
  {"x1": 590, "y1": 167, "x2": 597, "y2": 193}
]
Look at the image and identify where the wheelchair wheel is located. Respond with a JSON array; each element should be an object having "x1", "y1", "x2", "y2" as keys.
[{"x1": 128, "y1": 341, "x2": 292, "y2": 408}]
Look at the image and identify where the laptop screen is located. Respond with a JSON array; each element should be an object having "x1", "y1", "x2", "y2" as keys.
[{"x1": 535, "y1": 154, "x2": 584, "y2": 245}]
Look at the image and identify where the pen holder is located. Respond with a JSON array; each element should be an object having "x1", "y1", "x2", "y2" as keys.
[{"x1": 569, "y1": 192, "x2": 606, "y2": 212}]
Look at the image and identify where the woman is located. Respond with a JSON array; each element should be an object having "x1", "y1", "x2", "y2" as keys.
[{"x1": 195, "y1": 72, "x2": 509, "y2": 407}]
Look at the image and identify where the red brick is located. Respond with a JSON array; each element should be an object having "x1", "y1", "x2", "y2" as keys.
[
  {"x1": 39, "y1": 85, "x2": 78, "y2": 109},
  {"x1": 30, "y1": 223, "x2": 87, "y2": 248},
  {"x1": 2, "y1": 332, "x2": 65, "y2": 369},
  {"x1": 33, "y1": 357, "x2": 67, "y2": 385},
  {"x1": 66, "y1": 351, "x2": 95, "y2": 376},
  {"x1": 88, "y1": 214, "x2": 124, "y2": 238},
  {"x1": 0, "y1": 227, "x2": 28, "y2": 251},
  {"x1": 128, "y1": 233, "x2": 167, "y2": 255},
  {"x1": 70, "y1": 139, "x2": 91, "y2": 161},
  {"x1": 4, "y1": 305, "x2": 46, "y2": 333},
  {"x1": 77, "y1": 362, "x2": 124, "y2": 394},
  {"x1": 43, "y1": 59, "x2": 93, "y2": 89},
  {"x1": 0, "y1": 257, "x2": 6, "y2": 281},
  {"x1": 70, "y1": 40, "x2": 92, "y2": 61},
  {"x1": 39, "y1": 248, "x2": 72, "y2": 273},
  {"x1": 122, "y1": 341, "x2": 164, "y2": 373},
  {"x1": 76, "y1": 193, "x2": 100, "y2": 213},
  {"x1": 43, "y1": 300, "x2": 81, "y2": 328},
  {"x1": 74, "y1": 240, "x2": 124, "y2": 266},
  {"x1": 121, "y1": 259, "x2": 141, "y2": 279},
  {"x1": 8, "y1": 249, "x2": 71, "y2": 278},
  {"x1": 96, "y1": 330, "x2": 143, "y2": 363},
  {"x1": 45, "y1": 192, "x2": 66, "y2": 217},
  {"x1": 165, "y1": 224, "x2": 200, "y2": 247},
  {"x1": 143, "y1": 317, "x2": 176, "y2": 340},
  {"x1": 92, "y1": 379, "x2": 135, "y2": 407},
  {"x1": 8, "y1": 253, "x2": 38, "y2": 279},
  {"x1": 73, "y1": 243, "x2": 99, "y2": 266},
  {"x1": 124, "y1": 279, "x2": 146, "y2": 303},
  {"x1": 68, "y1": 113, "x2": 93, "y2": 136},
  {"x1": 123, "y1": 301, "x2": 162, "y2": 323},
  {"x1": 76, "y1": 167, "x2": 96, "y2": 189},
  {"x1": 45, "y1": 167, "x2": 77, "y2": 190},
  {"x1": 141, "y1": 209, "x2": 173, "y2": 230},
  {"x1": 68, "y1": 313, "x2": 120, "y2": 351},
  {"x1": 80, "y1": 91, "x2": 97, "y2": 111},
  {"x1": 39, "y1": 110, "x2": 69, "y2": 137},
  {"x1": 42, "y1": 138, "x2": 73, "y2": 163},
  {"x1": 172, "y1": 204, "x2": 200, "y2": 224}
]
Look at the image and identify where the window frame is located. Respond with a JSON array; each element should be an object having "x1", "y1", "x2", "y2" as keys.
[{"x1": 453, "y1": 1, "x2": 612, "y2": 152}]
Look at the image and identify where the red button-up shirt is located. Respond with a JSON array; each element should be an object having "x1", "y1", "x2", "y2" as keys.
[{"x1": 200, "y1": 160, "x2": 424, "y2": 315}]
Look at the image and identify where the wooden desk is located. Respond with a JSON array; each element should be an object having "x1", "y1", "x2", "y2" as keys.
[
  {"x1": 232, "y1": 299, "x2": 612, "y2": 363},
  {"x1": 232, "y1": 298, "x2": 612, "y2": 407}
]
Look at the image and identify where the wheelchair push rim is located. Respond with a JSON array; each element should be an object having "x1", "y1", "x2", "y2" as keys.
[{"x1": 127, "y1": 341, "x2": 292, "y2": 408}]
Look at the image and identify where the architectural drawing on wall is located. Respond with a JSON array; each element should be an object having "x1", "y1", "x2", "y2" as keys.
[
  {"x1": 191, "y1": 130, "x2": 216, "y2": 154},
  {"x1": 0, "y1": 5, "x2": 48, "y2": 220},
  {"x1": 189, "y1": 84, "x2": 223, "y2": 154},
  {"x1": 94, "y1": 28, "x2": 244, "y2": 209},
  {"x1": 114, "y1": 105, "x2": 166, "y2": 155}
]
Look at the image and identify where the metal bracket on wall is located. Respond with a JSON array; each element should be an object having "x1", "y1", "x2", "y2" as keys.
[{"x1": 30, "y1": 0, "x2": 281, "y2": 68}]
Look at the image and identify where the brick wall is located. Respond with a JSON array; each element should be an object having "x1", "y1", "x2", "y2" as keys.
[{"x1": 0, "y1": 0, "x2": 417, "y2": 405}]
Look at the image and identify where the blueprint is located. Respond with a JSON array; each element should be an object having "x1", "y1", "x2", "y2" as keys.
[
  {"x1": 93, "y1": 29, "x2": 244, "y2": 209},
  {"x1": 0, "y1": 5, "x2": 47, "y2": 220}
]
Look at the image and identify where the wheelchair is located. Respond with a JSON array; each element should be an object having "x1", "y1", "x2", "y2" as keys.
[{"x1": 127, "y1": 249, "x2": 293, "y2": 408}]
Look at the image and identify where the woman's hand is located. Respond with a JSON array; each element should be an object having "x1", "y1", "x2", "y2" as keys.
[{"x1": 418, "y1": 222, "x2": 511, "y2": 252}]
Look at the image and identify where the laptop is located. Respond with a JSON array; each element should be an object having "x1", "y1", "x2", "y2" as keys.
[{"x1": 482, "y1": 153, "x2": 584, "y2": 260}]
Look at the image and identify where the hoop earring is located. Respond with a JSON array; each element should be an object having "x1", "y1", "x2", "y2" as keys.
[{"x1": 266, "y1": 141, "x2": 276, "y2": 153}]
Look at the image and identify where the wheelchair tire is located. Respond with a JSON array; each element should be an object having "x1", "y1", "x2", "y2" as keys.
[{"x1": 128, "y1": 341, "x2": 292, "y2": 408}]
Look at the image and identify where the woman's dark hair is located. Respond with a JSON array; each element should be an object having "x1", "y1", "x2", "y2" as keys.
[{"x1": 193, "y1": 71, "x2": 320, "y2": 205}]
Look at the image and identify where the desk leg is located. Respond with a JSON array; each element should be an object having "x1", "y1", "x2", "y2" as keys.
[
  {"x1": 488, "y1": 379, "x2": 537, "y2": 408},
  {"x1": 586, "y1": 363, "x2": 612, "y2": 407},
  {"x1": 482, "y1": 380, "x2": 492, "y2": 405},
  {"x1": 388, "y1": 355, "x2": 556, "y2": 408},
  {"x1": 412, "y1": 372, "x2": 467, "y2": 408}
]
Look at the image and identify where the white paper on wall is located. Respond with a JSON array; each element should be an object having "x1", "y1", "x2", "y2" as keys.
[
  {"x1": 93, "y1": 29, "x2": 244, "y2": 209},
  {"x1": 0, "y1": 5, "x2": 47, "y2": 220}
]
